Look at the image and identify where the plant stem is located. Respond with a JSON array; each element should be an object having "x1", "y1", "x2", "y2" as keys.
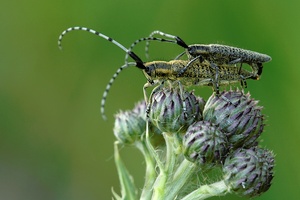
[
  {"x1": 136, "y1": 140, "x2": 156, "y2": 200},
  {"x1": 114, "y1": 141, "x2": 138, "y2": 200},
  {"x1": 181, "y1": 180, "x2": 229, "y2": 200},
  {"x1": 164, "y1": 159, "x2": 197, "y2": 199}
]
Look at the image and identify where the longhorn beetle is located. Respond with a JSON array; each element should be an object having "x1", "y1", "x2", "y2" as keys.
[
  {"x1": 127, "y1": 30, "x2": 272, "y2": 78},
  {"x1": 58, "y1": 27, "x2": 260, "y2": 120}
]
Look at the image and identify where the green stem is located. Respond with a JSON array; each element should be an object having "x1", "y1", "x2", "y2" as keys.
[
  {"x1": 152, "y1": 133, "x2": 192, "y2": 200},
  {"x1": 144, "y1": 121, "x2": 167, "y2": 200},
  {"x1": 135, "y1": 140, "x2": 156, "y2": 200},
  {"x1": 164, "y1": 159, "x2": 197, "y2": 200},
  {"x1": 145, "y1": 121, "x2": 164, "y2": 170},
  {"x1": 151, "y1": 133, "x2": 174, "y2": 200},
  {"x1": 180, "y1": 180, "x2": 229, "y2": 200},
  {"x1": 150, "y1": 170, "x2": 168, "y2": 200},
  {"x1": 114, "y1": 141, "x2": 138, "y2": 200},
  {"x1": 163, "y1": 132, "x2": 176, "y2": 175}
]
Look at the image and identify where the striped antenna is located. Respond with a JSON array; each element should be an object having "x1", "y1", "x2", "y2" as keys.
[
  {"x1": 125, "y1": 37, "x2": 178, "y2": 63},
  {"x1": 58, "y1": 26, "x2": 145, "y2": 69},
  {"x1": 145, "y1": 30, "x2": 188, "y2": 59},
  {"x1": 58, "y1": 26, "x2": 128, "y2": 52},
  {"x1": 101, "y1": 62, "x2": 136, "y2": 120},
  {"x1": 58, "y1": 26, "x2": 146, "y2": 119},
  {"x1": 124, "y1": 31, "x2": 188, "y2": 64}
]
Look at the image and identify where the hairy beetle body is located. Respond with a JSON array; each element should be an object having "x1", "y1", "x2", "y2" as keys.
[
  {"x1": 129, "y1": 30, "x2": 271, "y2": 77},
  {"x1": 187, "y1": 44, "x2": 271, "y2": 64},
  {"x1": 144, "y1": 59, "x2": 257, "y2": 89},
  {"x1": 58, "y1": 27, "x2": 262, "y2": 119}
]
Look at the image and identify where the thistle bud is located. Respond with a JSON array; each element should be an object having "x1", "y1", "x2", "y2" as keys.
[
  {"x1": 133, "y1": 100, "x2": 164, "y2": 146},
  {"x1": 149, "y1": 87, "x2": 201, "y2": 134},
  {"x1": 114, "y1": 110, "x2": 146, "y2": 145},
  {"x1": 183, "y1": 121, "x2": 229, "y2": 169},
  {"x1": 132, "y1": 100, "x2": 147, "y2": 120},
  {"x1": 203, "y1": 89, "x2": 264, "y2": 148},
  {"x1": 223, "y1": 147, "x2": 275, "y2": 197}
]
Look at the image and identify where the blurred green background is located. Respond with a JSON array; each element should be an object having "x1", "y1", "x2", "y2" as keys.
[{"x1": 0, "y1": 0, "x2": 299, "y2": 199}]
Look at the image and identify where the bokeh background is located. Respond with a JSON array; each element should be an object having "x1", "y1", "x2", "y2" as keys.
[{"x1": 1, "y1": 0, "x2": 299, "y2": 199}]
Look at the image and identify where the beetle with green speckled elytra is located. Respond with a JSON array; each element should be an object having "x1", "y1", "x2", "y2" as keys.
[{"x1": 127, "y1": 30, "x2": 272, "y2": 78}]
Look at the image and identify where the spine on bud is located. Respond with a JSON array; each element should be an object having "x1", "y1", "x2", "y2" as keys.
[
  {"x1": 149, "y1": 87, "x2": 203, "y2": 134},
  {"x1": 183, "y1": 121, "x2": 229, "y2": 169},
  {"x1": 223, "y1": 147, "x2": 275, "y2": 197},
  {"x1": 114, "y1": 111, "x2": 146, "y2": 145},
  {"x1": 203, "y1": 89, "x2": 265, "y2": 148}
]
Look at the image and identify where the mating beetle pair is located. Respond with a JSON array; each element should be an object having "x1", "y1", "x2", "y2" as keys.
[{"x1": 58, "y1": 27, "x2": 271, "y2": 119}]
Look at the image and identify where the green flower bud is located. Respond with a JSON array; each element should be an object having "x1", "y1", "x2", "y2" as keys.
[
  {"x1": 149, "y1": 87, "x2": 201, "y2": 134},
  {"x1": 114, "y1": 110, "x2": 146, "y2": 145},
  {"x1": 132, "y1": 100, "x2": 147, "y2": 119},
  {"x1": 183, "y1": 121, "x2": 229, "y2": 169},
  {"x1": 203, "y1": 89, "x2": 264, "y2": 148},
  {"x1": 133, "y1": 100, "x2": 164, "y2": 146},
  {"x1": 223, "y1": 147, "x2": 275, "y2": 197}
]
